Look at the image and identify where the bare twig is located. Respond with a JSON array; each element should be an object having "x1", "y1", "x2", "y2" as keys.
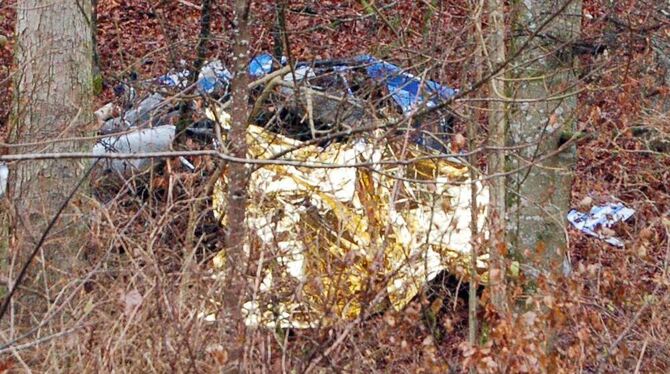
[
  {"x1": 0, "y1": 161, "x2": 98, "y2": 320},
  {"x1": 177, "y1": 0, "x2": 201, "y2": 10}
]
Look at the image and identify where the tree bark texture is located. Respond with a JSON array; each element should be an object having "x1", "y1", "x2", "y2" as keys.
[
  {"x1": 2, "y1": 0, "x2": 93, "y2": 312},
  {"x1": 487, "y1": 0, "x2": 509, "y2": 311},
  {"x1": 507, "y1": 0, "x2": 581, "y2": 274},
  {"x1": 223, "y1": 0, "x2": 251, "y2": 369}
]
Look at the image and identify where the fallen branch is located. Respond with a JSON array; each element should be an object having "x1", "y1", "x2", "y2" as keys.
[{"x1": 177, "y1": 0, "x2": 201, "y2": 10}]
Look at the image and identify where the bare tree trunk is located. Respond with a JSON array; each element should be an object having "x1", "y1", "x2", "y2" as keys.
[
  {"x1": 177, "y1": 0, "x2": 213, "y2": 133},
  {"x1": 224, "y1": 0, "x2": 251, "y2": 370},
  {"x1": 193, "y1": 0, "x2": 213, "y2": 75},
  {"x1": 487, "y1": 0, "x2": 509, "y2": 312},
  {"x1": 466, "y1": 0, "x2": 485, "y2": 349},
  {"x1": 2, "y1": 0, "x2": 93, "y2": 319},
  {"x1": 507, "y1": 0, "x2": 582, "y2": 275},
  {"x1": 92, "y1": 0, "x2": 100, "y2": 80},
  {"x1": 467, "y1": 64, "x2": 481, "y2": 355},
  {"x1": 272, "y1": 0, "x2": 287, "y2": 65}
]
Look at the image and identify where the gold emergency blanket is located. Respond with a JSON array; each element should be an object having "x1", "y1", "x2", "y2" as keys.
[{"x1": 210, "y1": 110, "x2": 488, "y2": 328}]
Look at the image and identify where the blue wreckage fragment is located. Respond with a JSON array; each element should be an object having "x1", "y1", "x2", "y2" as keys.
[
  {"x1": 153, "y1": 54, "x2": 457, "y2": 151},
  {"x1": 92, "y1": 54, "x2": 460, "y2": 186},
  {"x1": 355, "y1": 55, "x2": 456, "y2": 114},
  {"x1": 248, "y1": 53, "x2": 274, "y2": 77},
  {"x1": 157, "y1": 54, "x2": 456, "y2": 113},
  {"x1": 567, "y1": 203, "x2": 635, "y2": 247},
  {"x1": 157, "y1": 54, "x2": 275, "y2": 94}
]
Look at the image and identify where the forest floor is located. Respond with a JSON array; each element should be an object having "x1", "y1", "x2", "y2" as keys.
[{"x1": 1, "y1": 0, "x2": 669, "y2": 372}]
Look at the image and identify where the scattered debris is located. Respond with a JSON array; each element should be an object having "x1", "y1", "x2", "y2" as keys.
[
  {"x1": 156, "y1": 69, "x2": 190, "y2": 88},
  {"x1": 252, "y1": 54, "x2": 456, "y2": 116},
  {"x1": 94, "y1": 54, "x2": 476, "y2": 328},
  {"x1": 567, "y1": 202, "x2": 635, "y2": 247},
  {"x1": 197, "y1": 60, "x2": 231, "y2": 95},
  {"x1": 208, "y1": 107, "x2": 488, "y2": 328},
  {"x1": 248, "y1": 53, "x2": 274, "y2": 77},
  {"x1": 244, "y1": 54, "x2": 457, "y2": 151},
  {"x1": 100, "y1": 93, "x2": 170, "y2": 135},
  {"x1": 120, "y1": 94, "x2": 167, "y2": 128},
  {"x1": 0, "y1": 162, "x2": 7, "y2": 197},
  {"x1": 95, "y1": 102, "x2": 118, "y2": 124},
  {"x1": 93, "y1": 125, "x2": 176, "y2": 175},
  {"x1": 145, "y1": 54, "x2": 457, "y2": 148},
  {"x1": 356, "y1": 55, "x2": 456, "y2": 114},
  {"x1": 156, "y1": 54, "x2": 274, "y2": 94}
]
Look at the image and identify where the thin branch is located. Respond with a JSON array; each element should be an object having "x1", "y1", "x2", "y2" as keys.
[
  {"x1": 0, "y1": 162, "x2": 98, "y2": 320},
  {"x1": 0, "y1": 325, "x2": 86, "y2": 354}
]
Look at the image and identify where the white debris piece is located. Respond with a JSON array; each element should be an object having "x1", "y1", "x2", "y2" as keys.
[
  {"x1": 93, "y1": 125, "x2": 176, "y2": 175},
  {"x1": 122, "y1": 93, "x2": 165, "y2": 126},
  {"x1": 156, "y1": 70, "x2": 190, "y2": 88},
  {"x1": 95, "y1": 102, "x2": 117, "y2": 124},
  {"x1": 100, "y1": 94, "x2": 166, "y2": 135},
  {"x1": 0, "y1": 163, "x2": 8, "y2": 197},
  {"x1": 279, "y1": 65, "x2": 316, "y2": 96},
  {"x1": 567, "y1": 203, "x2": 635, "y2": 247}
]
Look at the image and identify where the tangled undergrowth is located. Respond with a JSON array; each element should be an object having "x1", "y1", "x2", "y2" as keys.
[{"x1": 0, "y1": 0, "x2": 669, "y2": 372}]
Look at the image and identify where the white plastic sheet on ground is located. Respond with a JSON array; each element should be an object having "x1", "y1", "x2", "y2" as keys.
[{"x1": 207, "y1": 107, "x2": 488, "y2": 328}]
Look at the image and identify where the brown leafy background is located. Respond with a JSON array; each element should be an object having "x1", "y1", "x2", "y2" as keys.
[{"x1": 0, "y1": 0, "x2": 669, "y2": 371}]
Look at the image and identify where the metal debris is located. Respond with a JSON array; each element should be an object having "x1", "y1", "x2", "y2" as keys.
[
  {"x1": 567, "y1": 203, "x2": 635, "y2": 247},
  {"x1": 100, "y1": 93, "x2": 168, "y2": 135},
  {"x1": 0, "y1": 163, "x2": 7, "y2": 197},
  {"x1": 197, "y1": 60, "x2": 232, "y2": 94},
  {"x1": 93, "y1": 125, "x2": 176, "y2": 175},
  {"x1": 248, "y1": 54, "x2": 274, "y2": 77},
  {"x1": 94, "y1": 55, "x2": 475, "y2": 328},
  {"x1": 357, "y1": 55, "x2": 456, "y2": 114}
]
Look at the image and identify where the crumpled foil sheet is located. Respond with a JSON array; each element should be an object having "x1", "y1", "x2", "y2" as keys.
[{"x1": 209, "y1": 108, "x2": 488, "y2": 328}]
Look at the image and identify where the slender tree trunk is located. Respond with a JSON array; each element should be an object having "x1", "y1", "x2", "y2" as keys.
[
  {"x1": 2, "y1": 0, "x2": 93, "y2": 319},
  {"x1": 92, "y1": 0, "x2": 100, "y2": 79},
  {"x1": 652, "y1": 32, "x2": 670, "y2": 112},
  {"x1": 467, "y1": 61, "x2": 481, "y2": 354},
  {"x1": 487, "y1": 0, "x2": 509, "y2": 312},
  {"x1": 508, "y1": 0, "x2": 582, "y2": 275},
  {"x1": 224, "y1": 0, "x2": 251, "y2": 370},
  {"x1": 466, "y1": 0, "x2": 485, "y2": 349},
  {"x1": 193, "y1": 0, "x2": 213, "y2": 75},
  {"x1": 177, "y1": 0, "x2": 213, "y2": 133},
  {"x1": 272, "y1": 0, "x2": 287, "y2": 66}
]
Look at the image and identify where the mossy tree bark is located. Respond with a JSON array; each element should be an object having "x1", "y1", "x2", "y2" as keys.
[{"x1": 507, "y1": 0, "x2": 582, "y2": 275}]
